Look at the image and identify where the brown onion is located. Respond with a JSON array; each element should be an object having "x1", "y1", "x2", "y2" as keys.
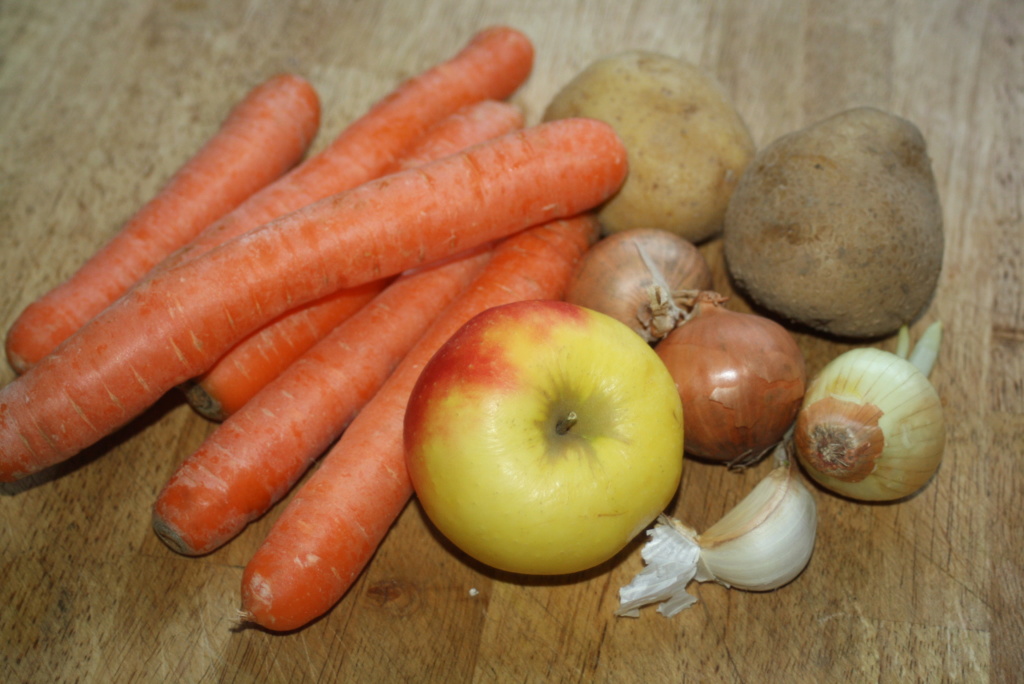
[
  {"x1": 655, "y1": 292, "x2": 807, "y2": 465},
  {"x1": 564, "y1": 228, "x2": 713, "y2": 343}
]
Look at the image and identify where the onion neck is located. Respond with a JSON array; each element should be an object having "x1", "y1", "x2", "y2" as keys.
[{"x1": 636, "y1": 244, "x2": 719, "y2": 340}]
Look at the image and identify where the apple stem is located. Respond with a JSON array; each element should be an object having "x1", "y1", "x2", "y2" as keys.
[{"x1": 556, "y1": 411, "x2": 578, "y2": 435}]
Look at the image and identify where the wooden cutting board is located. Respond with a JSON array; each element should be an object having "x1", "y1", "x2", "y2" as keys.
[{"x1": 1, "y1": 1, "x2": 1020, "y2": 681}]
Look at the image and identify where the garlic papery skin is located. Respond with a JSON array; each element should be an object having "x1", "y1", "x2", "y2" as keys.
[
  {"x1": 695, "y1": 460, "x2": 817, "y2": 591},
  {"x1": 616, "y1": 454, "x2": 818, "y2": 617},
  {"x1": 793, "y1": 336, "x2": 945, "y2": 502},
  {"x1": 615, "y1": 516, "x2": 702, "y2": 618}
]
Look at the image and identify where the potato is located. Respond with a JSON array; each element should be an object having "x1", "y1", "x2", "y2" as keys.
[
  {"x1": 543, "y1": 51, "x2": 755, "y2": 243},
  {"x1": 723, "y1": 107, "x2": 944, "y2": 339}
]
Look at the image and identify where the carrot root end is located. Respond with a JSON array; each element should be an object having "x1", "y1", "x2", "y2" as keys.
[
  {"x1": 179, "y1": 380, "x2": 227, "y2": 422},
  {"x1": 152, "y1": 514, "x2": 201, "y2": 556}
]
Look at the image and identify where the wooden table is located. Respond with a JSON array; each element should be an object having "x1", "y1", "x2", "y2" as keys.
[{"x1": 2, "y1": 1, "x2": 1020, "y2": 681}]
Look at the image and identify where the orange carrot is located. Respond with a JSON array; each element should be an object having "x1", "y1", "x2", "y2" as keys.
[
  {"x1": 389, "y1": 99, "x2": 524, "y2": 172},
  {"x1": 153, "y1": 246, "x2": 493, "y2": 556},
  {"x1": 149, "y1": 26, "x2": 534, "y2": 276},
  {"x1": 182, "y1": 100, "x2": 525, "y2": 421},
  {"x1": 4, "y1": 73, "x2": 321, "y2": 374},
  {"x1": 180, "y1": 278, "x2": 393, "y2": 421},
  {"x1": 0, "y1": 118, "x2": 627, "y2": 482},
  {"x1": 239, "y1": 214, "x2": 600, "y2": 632}
]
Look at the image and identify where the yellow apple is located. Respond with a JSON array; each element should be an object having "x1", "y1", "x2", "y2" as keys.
[{"x1": 404, "y1": 299, "x2": 684, "y2": 575}]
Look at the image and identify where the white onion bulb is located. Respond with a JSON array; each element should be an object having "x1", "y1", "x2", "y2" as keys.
[{"x1": 793, "y1": 322, "x2": 945, "y2": 501}]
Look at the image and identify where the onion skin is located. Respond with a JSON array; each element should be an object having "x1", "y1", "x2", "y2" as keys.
[
  {"x1": 655, "y1": 293, "x2": 807, "y2": 463},
  {"x1": 564, "y1": 228, "x2": 712, "y2": 343}
]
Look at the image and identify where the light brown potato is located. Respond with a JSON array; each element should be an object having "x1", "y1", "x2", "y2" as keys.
[
  {"x1": 723, "y1": 107, "x2": 944, "y2": 339},
  {"x1": 543, "y1": 51, "x2": 755, "y2": 243}
]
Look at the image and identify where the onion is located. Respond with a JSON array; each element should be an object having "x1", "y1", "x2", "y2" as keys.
[
  {"x1": 793, "y1": 322, "x2": 945, "y2": 501},
  {"x1": 655, "y1": 292, "x2": 807, "y2": 465},
  {"x1": 564, "y1": 228, "x2": 713, "y2": 343}
]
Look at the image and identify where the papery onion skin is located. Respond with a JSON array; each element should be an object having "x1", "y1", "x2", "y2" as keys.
[
  {"x1": 564, "y1": 228, "x2": 713, "y2": 343},
  {"x1": 655, "y1": 294, "x2": 807, "y2": 463},
  {"x1": 794, "y1": 347, "x2": 945, "y2": 501}
]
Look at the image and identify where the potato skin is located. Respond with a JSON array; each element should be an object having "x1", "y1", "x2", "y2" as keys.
[
  {"x1": 543, "y1": 51, "x2": 755, "y2": 243},
  {"x1": 723, "y1": 107, "x2": 944, "y2": 339}
]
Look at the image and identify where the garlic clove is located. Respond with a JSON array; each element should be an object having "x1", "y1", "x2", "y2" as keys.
[
  {"x1": 696, "y1": 460, "x2": 818, "y2": 591},
  {"x1": 617, "y1": 449, "x2": 818, "y2": 617}
]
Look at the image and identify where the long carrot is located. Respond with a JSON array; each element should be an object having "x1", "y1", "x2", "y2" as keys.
[
  {"x1": 0, "y1": 117, "x2": 627, "y2": 482},
  {"x1": 239, "y1": 214, "x2": 600, "y2": 632},
  {"x1": 180, "y1": 278, "x2": 393, "y2": 421},
  {"x1": 153, "y1": 246, "x2": 493, "y2": 556},
  {"x1": 148, "y1": 26, "x2": 534, "y2": 277},
  {"x1": 183, "y1": 99, "x2": 525, "y2": 421},
  {"x1": 4, "y1": 73, "x2": 321, "y2": 374},
  {"x1": 388, "y1": 99, "x2": 524, "y2": 173}
]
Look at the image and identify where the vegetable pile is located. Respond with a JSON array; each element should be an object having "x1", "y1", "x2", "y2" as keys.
[
  {"x1": 1, "y1": 27, "x2": 947, "y2": 631},
  {"x1": 548, "y1": 50, "x2": 946, "y2": 616}
]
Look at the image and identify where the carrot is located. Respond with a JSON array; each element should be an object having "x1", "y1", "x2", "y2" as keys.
[
  {"x1": 239, "y1": 214, "x2": 600, "y2": 632},
  {"x1": 182, "y1": 99, "x2": 525, "y2": 421},
  {"x1": 129, "y1": 30, "x2": 531, "y2": 420},
  {"x1": 388, "y1": 99, "x2": 524, "y2": 172},
  {"x1": 153, "y1": 246, "x2": 493, "y2": 556},
  {"x1": 0, "y1": 117, "x2": 627, "y2": 482},
  {"x1": 180, "y1": 278, "x2": 393, "y2": 421},
  {"x1": 3, "y1": 73, "x2": 321, "y2": 374},
  {"x1": 148, "y1": 26, "x2": 534, "y2": 276}
]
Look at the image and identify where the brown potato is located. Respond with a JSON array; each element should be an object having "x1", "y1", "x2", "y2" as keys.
[
  {"x1": 723, "y1": 107, "x2": 944, "y2": 339},
  {"x1": 543, "y1": 51, "x2": 755, "y2": 243}
]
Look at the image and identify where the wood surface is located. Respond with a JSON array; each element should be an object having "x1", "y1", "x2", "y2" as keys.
[{"x1": 1, "y1": 1, "x2": 1020, "y2": 682}]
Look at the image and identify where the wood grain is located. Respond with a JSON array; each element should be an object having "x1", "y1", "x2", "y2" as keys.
[{"x1": 1, "y1": 1, "x2": 1020, "y2": 682}]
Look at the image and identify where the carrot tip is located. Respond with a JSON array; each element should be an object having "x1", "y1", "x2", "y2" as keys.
[
  {"x1": 152, "y1": 513, "x2": 201, "y2": 556},
  {"x1": 179, "y1": 380, "x2": 228, "y2": 422},
  {"x1": 6, "y1": 348, "x2": 29, "y2": 375}
]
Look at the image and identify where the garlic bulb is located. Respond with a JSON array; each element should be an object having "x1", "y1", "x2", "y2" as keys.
[
  {"x1": 793, "y1": 321, "x2": 945, "y2": 501},
  {"x1": 617, "y1": 450, "x2": 817, "y2": 617}
]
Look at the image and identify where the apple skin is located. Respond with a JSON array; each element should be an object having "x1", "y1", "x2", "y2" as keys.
[{"x1": 404, "y1": 299, "x2": 684, "y2": 575}]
